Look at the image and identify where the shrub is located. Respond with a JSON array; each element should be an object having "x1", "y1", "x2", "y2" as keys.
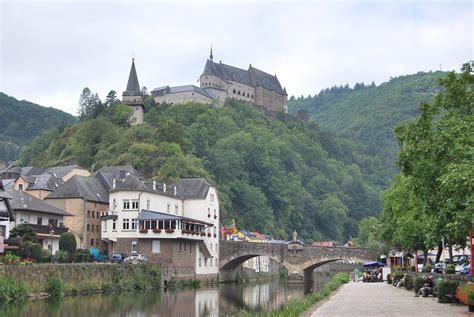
[
  {"x1": 422, "y1": 265, "x2": 432, "y2": 273},
  {"x1": 414, "y1": 276, "x2": 424, "y2": 293},
  {"x1": 18, "y1": 241, "x2": 42, "y2": 261},
  {"x1": 46, "y1": 276, "x2": 64, "y2": 298},
  {"x1": 334, "y1": 272, "x2": 350, "y2": 284},
  {"x1": 393, "y1": 272, "x2": 404, "y2": 285},
  {"x1": 437, "y1": 280, "x2": 459, "y2": 303},
  {"x1": 40, "y1": 248, "x2": 52, "y2": 263},
  {"x1": 456, "y1": 283, "x2": 474, "y2": 305},
  {"x1": 404, "y1": 274, "x2": 413, "y2": 290},
  {"x1": 445, "y1": 264, "x2": 456, "y2": 274},
  {"x1": 2, "y1": 251, "x2": 21, "y2": 265},
  {"x1": 59, "y1": 232, "x2": 76, "y2": 259},
  {"x1": 54, "y1": 250, "x2": 69, "y2": 263},
  {"x1": 0, "y1": 277, "x2": 28, "y2": 303},
  {"x1": 75, "y1": 249, "x2": 91, "y2": 262}
]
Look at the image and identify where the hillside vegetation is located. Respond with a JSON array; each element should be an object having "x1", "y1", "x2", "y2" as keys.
[
  {"x1": 0, "y1": 92, "x2": 77, "y2": 161},
  {"x1": 288, "y1": 71, "x2": 446, "y2": 186},
  {"x1": 19, "y1": 99, "x2": 384, "y2": 242}
]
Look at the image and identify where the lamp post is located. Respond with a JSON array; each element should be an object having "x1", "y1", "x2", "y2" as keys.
[{"x1": 50, "y1": 228, "x2": 55, "y2": 264}]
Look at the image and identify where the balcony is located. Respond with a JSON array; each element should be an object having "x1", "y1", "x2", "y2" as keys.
[{"x1": 26, "y1": 224, "x2": 68, "y2": 236}]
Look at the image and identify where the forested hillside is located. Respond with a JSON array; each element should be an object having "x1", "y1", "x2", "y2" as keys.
[
  {"x1": 19, "y1": 99, "x2": 383, "y2": 242},
  {"x1": 0, "y1": 92, "x2": 77, "y2": 161},
  {"x1": 288, "y1": 71, "x2": 446, "y2": 187}
]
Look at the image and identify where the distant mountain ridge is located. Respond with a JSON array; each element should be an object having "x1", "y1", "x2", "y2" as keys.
[
  {"x1": 288, "y1": 71, "x2": 446, "y2": 186},
  {"x1": 0, "y1": 92, "x2": 77, "y2": 161}
]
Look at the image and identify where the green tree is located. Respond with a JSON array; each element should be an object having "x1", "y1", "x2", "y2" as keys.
[
  {"x1": 354, "y1": 216, "x2": 380, "y2": 249},
  {"x1": 59, "y1": 232, "x2": 77, "y2": 257},
  {"x1": 10, "y1": 224, "x2": 37, "y2": 242}
]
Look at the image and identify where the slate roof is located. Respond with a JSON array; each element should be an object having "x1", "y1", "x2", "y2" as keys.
[
  {"x1": 151, "y1": 85, "x2": 215, "y2": 99},
  {"x1": 21, "y1": 166, "x2": 46, "y2": 176},
  {"x1": 8, "y1": 189, "x2": 71, "y2": 216},
  {"x1": 114, "y1": 174, "x2": 150, "y2": 192},
  {"x1": 28, "y1": 174, "x2": 63, "y2": 191},
  {"x1": 202, "y1": 60, "x2": 286, "y2": 95},
  {"x1": 123, "y1": 59, "x2": 141, "y2": 96},
  {"x1": 46, "y1": 175, "x2": 108, "y2": 203},
  {"x1": 93, "y1": 165, "x2": 141, "y2": 178},
  {"x1": 174, "y1": 178, "x2": 211, "y2": 199},
  {"x1": 45, "y1": 165, "x2": 85, "y2": 180},
  {"x1": 0, "y1": 181, "x2": 13, "y2": 219},
  {"x1": 203, "y1": 60, "x2": 254, "y2": 86}
]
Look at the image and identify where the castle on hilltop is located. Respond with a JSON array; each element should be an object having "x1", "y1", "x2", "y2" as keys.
[{"x1": 122, "y1": 49, "x2": 288, "y2": 124}]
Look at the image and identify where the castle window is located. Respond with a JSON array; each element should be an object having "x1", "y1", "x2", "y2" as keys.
[
  {"x1": 233, "y1": 89, "x2": 236, "y2": 94},
  {"x1": 238, "y1": 91, "x2": 241, "y2": 95},
  {"x1": 251, "y1": 95, "x2": 254, "y2": 98},
  {"x1": 247, "y1": 93, "x2": 250, "y2": 97}
]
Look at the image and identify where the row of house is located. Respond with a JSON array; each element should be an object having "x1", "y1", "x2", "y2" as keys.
[{"x1": 0, "y1": 164, "x2": 220, "y2": 281}]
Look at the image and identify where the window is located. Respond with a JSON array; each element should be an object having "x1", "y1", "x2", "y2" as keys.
[
  {"x1": 92, "y1": 211, "x2": 95, "y2": 219},
  {"x1": 167, "y1": 203, "x2": 170, "y2": 213},
  {"x1": 123, "y1": 218, "x2": 130, "y2": 230},
  {"x1": 131, "y1": 240, "x2": 138, "y2": 253},
  {"x1": 131, "y1": 200, "x2": 139, "y2": 210},
  {"x1": 152, "y1": 240, "x2": 160, "y2": 253},
  {"x1": 113, "y1": 199, "x2": 117, "y2": 210},
  {"x1": 175, "y1": 204, "x2": 178, "y2": 214},
  {"x1": 36, "y1": 217, "x2": 42, "y2": 225},
  {"x1": 131, "y1": 219, "x2": 138, "y2": 230},
  {"x1": 49, "y1": 219, "x2": 58, "y2": 227},
  {"x1": 112, "y1": 220, "x2": 116, "y2": 231},
  {"x1": 87, "y1": 210, "x2": 91, "y2": 218},
  {"x1": 238, "y1": 91, "x2": 241, "y2": 95},
  {"x1": 18, "y1": 184, "x2": 23, "y2": 191},
  {"x1": 87, "y1": 224, "x2": 90, "y2": 232},
  {"x1": 123, "y1": 200, "x2": 130, "y2": 210},
  {"x1": 91, "y1": 239, "x2": 94, "y2": 246},
  {"x1": 199, "y1": 257, "x2": 201, "y2": 267},
  {"x1": 97, "y1": 225, "x2": 100, "y2": 233},
  {"x1": 233, "y1": 89, "x2": 236, "y2": 94},
  {"x1": 146, "y1": 199, "x2": 150, "y2": 210}
]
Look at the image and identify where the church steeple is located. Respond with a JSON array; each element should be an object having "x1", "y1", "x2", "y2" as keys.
[
  {"x1": 123, "y1": 58, "x2": 141, "y2": 96},
  {"x1": 209, "y1": 45, "x2": 213, "y2": 61}
]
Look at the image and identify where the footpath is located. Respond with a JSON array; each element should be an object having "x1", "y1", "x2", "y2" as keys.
[{"x1": 310, "y1": 282, "x2": 470, "y2": 317}]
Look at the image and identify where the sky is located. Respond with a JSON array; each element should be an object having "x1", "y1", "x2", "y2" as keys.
[{"x1": 1, "y1": 0, "x2": 472, "y2": 115}]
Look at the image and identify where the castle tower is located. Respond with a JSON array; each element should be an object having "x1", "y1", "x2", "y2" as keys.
[{"x1": 122, "y1": 58, "x2": 144, "y2": 125}]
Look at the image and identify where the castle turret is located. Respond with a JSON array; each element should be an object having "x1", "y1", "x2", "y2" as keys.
[{"x1": 122, "y1": 58, "x2": 144, "y2": 125}]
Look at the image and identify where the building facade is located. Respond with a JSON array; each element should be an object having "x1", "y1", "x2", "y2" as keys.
[{"x1": 101, "y1": 175, "x2": 219, "y2": 282}]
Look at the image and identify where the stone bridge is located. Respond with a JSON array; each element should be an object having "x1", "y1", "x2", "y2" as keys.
[{"x1": 219, "y1": 240, "x2": 376, "y2": 282}]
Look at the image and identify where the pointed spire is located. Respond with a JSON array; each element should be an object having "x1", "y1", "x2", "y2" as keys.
[
  {"x1": 210, "y1": 45, "x2": 213, "y2": 61},
  {"x1": 124, "y1": 58, "x2": 141, "y2": 96}
]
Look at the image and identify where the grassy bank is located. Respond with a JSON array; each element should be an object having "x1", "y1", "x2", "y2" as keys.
[
  {"x1": 0, "y1": 263, "x2": 161, "y2": 302},
  {"x1": 239, "y1": 272, "x2": 350, "y2": 317}
]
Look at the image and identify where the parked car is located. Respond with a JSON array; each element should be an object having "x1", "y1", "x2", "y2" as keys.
[
  {"x1": 89, "y1": 247, "x2": 108, "y2": 262},
  {"x1": 452, "y1": 255, "x2": 470, "y2": 265},
  {"x1": 455, "y1": 261, "x2": 470, "y2": 275},
  {"x1": 433, "y1": 261, "x2": 448, "y2": 273},
  {"x1": 124, "y1": 253, "x2": 149, "y2": 264},
  {"x1": 110, "y1": 253, "x2": 128, "y2": 263}
]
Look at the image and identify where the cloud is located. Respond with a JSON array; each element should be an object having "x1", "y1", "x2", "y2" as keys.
[{"x1": 1, "y1": 0, "x2": 472, "y2": 114}]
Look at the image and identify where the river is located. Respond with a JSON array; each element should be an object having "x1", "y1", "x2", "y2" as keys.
[{"x1": 0, "y1": 274, "x2": 333, "y2": 317}]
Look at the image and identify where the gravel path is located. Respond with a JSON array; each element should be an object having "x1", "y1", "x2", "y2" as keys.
[{"x1": 310, "y1": 282, "x2": 471, "y2": 317}]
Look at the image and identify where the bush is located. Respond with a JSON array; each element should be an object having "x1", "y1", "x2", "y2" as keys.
[
  {"x1": 437, "y1": 280, "x2": 459, "y2": 303},
  {"x1": 422, "y1": 265, "x2": 432, "y2": 273},
  {"x1": 404, "y1": 274, "x2": 413, "y2": 290},
  {"x1": 0, "y1": 277, "x2": 28, "y2": 303},
  {"x1": 414, "y1": 276, "x2": 424, "y2": 293},
  {"x1": 54, "y1": 250, "x2": 69, "y2": 263},
  {"x1": 456, "y1": 283, "x2": 474, "y2": 305},
  {"x1": 59, "y1": 232, "x2": 76, "y2": 260},
  {"x1": 333, "y1": 272, "x2": 350, "y2": 284},
  {"x1": 18, "y1": 241, "x2": 42, "y2": 261},
  {"x1": 393, "y1": 272, "x2": 404, "y2": 285},
  {"x1": 2, "y1": 251, "x2": 21, "y2": 265},
  {"x1": 40, "y1": 248, "x2": 52, "y2": 263},
  {"x1": 75, "y1": 249, "x2": 91, "y2": 262},
  {"x1": 46, "y1": 276, "x2": 64, "y2": 298},
  {"x1": 445, "y1": 264, "x2": 456, "y2": 274}
]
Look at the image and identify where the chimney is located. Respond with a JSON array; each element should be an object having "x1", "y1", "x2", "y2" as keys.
[
  {"x1": 173, "y1": 186, "x2": 177, "y2": 196},
  {"x1": 112, "y1": 178, "x2": 116, "y2": 189},
  {"x1": 119, "y1": 170, "x2": 125, "y2": 179},
  {"x1": 163, "y1": 183, "x2": 167, "y2": 193},
  {"x1": 153, "y1": 180, "x2": 156, "y2": 191}
]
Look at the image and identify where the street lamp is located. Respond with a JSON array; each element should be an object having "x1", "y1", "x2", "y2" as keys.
[{"x1": 50, "y1": 228, "x2": 55, "y2": 264}]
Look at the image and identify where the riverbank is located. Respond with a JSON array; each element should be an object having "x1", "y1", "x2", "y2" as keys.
[{"x1": 0, "y1": 263, "x2": 161, "y2": 302}]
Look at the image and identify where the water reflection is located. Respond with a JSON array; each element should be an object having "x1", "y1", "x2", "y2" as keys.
[{"x1": 1, "y1": 275, "x2": 334, "y2": 317}]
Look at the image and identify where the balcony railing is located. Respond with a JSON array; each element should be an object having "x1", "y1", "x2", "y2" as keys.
[{"x1": 26, "y1": 224, "x2": 68, "y2": 236}]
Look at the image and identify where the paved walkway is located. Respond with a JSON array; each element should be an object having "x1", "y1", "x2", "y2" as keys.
[{"x1": 311, "y1": 282, "x2": 471, "y2": 317}]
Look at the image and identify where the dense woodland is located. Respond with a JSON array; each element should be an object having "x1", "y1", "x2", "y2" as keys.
[
  {"x1": 288, "y1": 71, "x2": 446, "y2": 187},
  {"x1": 0, "y1": 93, "x2": 76, "y2": 161},
  {"x1": 18, "y1": 94, "x2": 384, "y2": 242}
]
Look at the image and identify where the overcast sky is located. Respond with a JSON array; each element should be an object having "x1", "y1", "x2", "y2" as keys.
[{"x1": 1, "y1": 0, "x2": 472, "y2": 115}]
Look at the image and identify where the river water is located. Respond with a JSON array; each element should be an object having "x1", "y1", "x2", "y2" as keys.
[{"x1": 0, "y1": 274, "x2": 333, "y2": 317}]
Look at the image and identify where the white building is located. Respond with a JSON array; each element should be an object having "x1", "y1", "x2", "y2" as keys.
[{"x1": 101, "y1": 175, "x2": 219, "y2": 281}]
